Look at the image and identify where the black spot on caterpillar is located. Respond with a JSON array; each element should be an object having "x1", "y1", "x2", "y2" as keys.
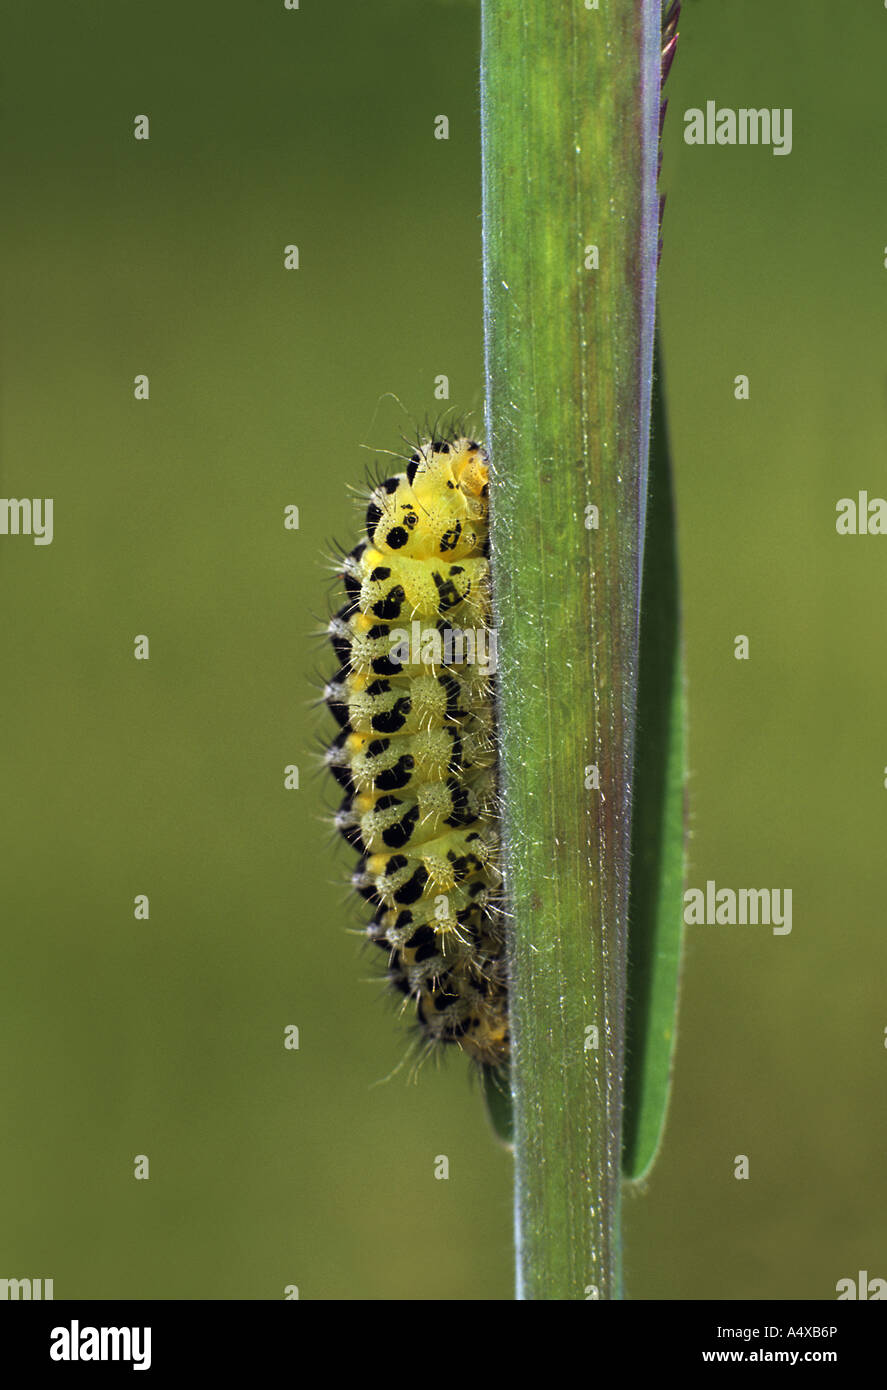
[{"x1": 324, "y1": 432, "x2": 508, "y2": 1066}]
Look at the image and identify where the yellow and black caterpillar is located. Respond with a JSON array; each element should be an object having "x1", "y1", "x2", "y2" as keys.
[{"x1": 324, "y1": 433, "x2": 508, "y2": 1066}]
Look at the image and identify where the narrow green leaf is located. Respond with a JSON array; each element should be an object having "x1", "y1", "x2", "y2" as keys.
[
  {"x1": 481, "y1": 1064, "x2": 514, "y2": 1150},
  {"x1": 481, "y1": 0, "x2": 663, "y2": 1299},
  {"x1": 622, "y1": 334, "x2": 687, "y2": 1182}
]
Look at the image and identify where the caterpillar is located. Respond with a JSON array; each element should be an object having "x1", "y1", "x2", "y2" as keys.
[{"x1": 324, "y1": 431, "x2": 509, "y2": 1068}]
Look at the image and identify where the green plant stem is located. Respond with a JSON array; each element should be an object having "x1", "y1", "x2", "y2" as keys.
[{"x1": 481, "y1": 0, "x2": 662, "y2": 1300}]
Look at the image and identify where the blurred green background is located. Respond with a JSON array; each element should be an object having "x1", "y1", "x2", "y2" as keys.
[{"x1": 1, "y1": 0, "x2": 885, "y2": 1300}]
